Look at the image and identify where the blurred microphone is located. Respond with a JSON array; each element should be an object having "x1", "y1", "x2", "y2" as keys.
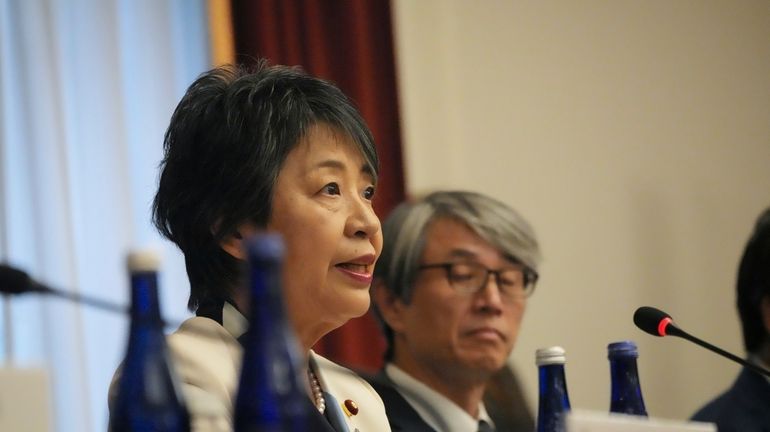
[
  {"x1": 0, "y1": 263, "x2": 127, "y2": 314},
  {"x1": 634, "y1": 306, "x2": 770, "y2": 378}
]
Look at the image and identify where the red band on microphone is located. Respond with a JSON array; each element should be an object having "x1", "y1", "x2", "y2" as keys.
[{"x1": 658, "y1": 317, "x2": 672, "y2": 336}]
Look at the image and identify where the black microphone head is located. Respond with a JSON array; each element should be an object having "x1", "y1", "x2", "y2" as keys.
[
  {"x1": 634, "y1": 306, "x2": 673, "y2": 337},
  {"x1": 0, "y1": 264, "x2": 35, "y2": 294}
]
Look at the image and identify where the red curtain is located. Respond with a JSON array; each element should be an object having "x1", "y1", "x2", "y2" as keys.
[{"x1": 230, "y1": 0, "x2": 405, "y2": 371}]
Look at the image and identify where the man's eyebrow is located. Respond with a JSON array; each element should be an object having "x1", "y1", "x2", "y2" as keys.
[
  {"x1": 446, "y1": 249, "x2": 523, "y2": 267},
  {"x1": 446, "y1": 249, "x2": 477, "y2": 259}
]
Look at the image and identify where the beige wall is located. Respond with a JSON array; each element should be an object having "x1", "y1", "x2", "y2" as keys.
[{"x1": 392, "y1": 0, "x2": 770, "y2": 421}]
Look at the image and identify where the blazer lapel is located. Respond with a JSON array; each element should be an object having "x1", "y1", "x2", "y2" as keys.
[
  {"x1": 306, "y1": 396, "x2": 341, "y2": 432},
  {"x1": 323, "y1": 391, "x2": 351, "y2": 432},
  {"x1": 309, "y1": 355, "x2": 350, "y2": 432},
  {"x1": 310, "y1": 351, "x2": 391, "y2": 432}
]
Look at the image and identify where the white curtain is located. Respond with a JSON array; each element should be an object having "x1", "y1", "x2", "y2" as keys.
[{"x1": 0, "y1": 1, "x2": 209, "y2": 430}]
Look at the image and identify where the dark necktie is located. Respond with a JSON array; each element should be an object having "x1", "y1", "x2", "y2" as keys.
[{"x1": 478, "y1": 420, "x2": 495, "y2": 432}]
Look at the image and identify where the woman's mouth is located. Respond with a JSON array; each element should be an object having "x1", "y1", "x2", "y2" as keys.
[{"x1": 334, "y1": 262, "x2": 373, "y2": 284}]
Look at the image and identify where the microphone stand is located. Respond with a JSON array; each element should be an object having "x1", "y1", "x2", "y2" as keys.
[
  {"x1": 43, "y1": 289, "x2": 128, "y2": 315},
  {"x1": 4, "y1": 282, "x2": 181, "y2": 329},
  {"x1": 666, "y1": 324, "x2": 770, "y2": 379}
]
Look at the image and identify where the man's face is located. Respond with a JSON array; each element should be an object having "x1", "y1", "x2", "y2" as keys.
[{"x1": 382, "y1": 217, "x2": 527, "y2": 383}]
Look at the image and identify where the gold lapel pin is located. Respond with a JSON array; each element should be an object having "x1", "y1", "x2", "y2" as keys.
[{"x1": 342, "y1": 399, "x2": 359, "y2": 417}]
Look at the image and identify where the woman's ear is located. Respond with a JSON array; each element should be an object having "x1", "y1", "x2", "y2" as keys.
[
  {"x1": 219, "y1": 223, "x2": 257, "y2": 259},
  {"x1": 372, "y1": 279, "x2": 407, "y2": 334}
]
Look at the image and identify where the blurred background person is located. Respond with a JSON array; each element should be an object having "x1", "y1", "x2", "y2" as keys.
[
  {"x1": 368, "y1": 191, "x2": 540, "y2": 432},
  {"x1": 110, "y1": 62, "x2": 390, "y2": 432},
  {"x1": 691, "y1": 207, "x2": 770, "y2": 431}
]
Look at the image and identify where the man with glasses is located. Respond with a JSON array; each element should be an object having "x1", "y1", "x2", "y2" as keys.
[{"x1": 368, "y1": 191, "x2": 540, "y2": 432}]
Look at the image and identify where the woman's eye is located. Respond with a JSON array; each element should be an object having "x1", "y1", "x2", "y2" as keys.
[
  {"x1": 322, "y1": 183, "x2": 341, "y2": 195},
  {"x1": 363, "y1": 185, "x2": 376, "y2": 200}
]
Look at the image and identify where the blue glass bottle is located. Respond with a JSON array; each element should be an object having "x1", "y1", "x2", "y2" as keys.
[
  {"x1": 536, "y1": 346, "x2": 572, "y2": 432},
  {"x1": 110, "y1": 251, "x2": 190, "y2": 432},
  {"x1": 234, "y1": 234, "x2": 307, "y2": 432},
  {"x1": 608, "y1": 340, "x2": 648, "y2": 416}
]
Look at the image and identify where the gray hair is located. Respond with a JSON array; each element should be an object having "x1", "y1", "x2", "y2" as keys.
[{"x1": 373, "y1": 191, "x2": 540, "y2": 360}]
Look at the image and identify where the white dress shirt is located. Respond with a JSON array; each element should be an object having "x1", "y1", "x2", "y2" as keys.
[{"x1": 385, "y1": 363, "x2": 494, "y2": 432}]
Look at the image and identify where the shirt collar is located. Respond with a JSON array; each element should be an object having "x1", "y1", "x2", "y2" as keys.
[
  {"x1": 222, "y1": 301, "x2": 248, "y2": 339},
  {"x1": 385, "y1": 363, "x2": 494, "y2": 432}
]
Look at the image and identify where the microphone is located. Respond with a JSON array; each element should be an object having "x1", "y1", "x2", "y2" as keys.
[
  {"x1": 634, "y1": 306, "x2": 770, "y2": 378},
  {"x1": 0, "y1": 264, "x2": 48, "y2": 294},
  {"x1": 1, "y1": 263, "x2": 127, "y2": 314}
]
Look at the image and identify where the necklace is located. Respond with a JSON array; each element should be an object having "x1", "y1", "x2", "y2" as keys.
[{"x1": 308, "y1": 369, "x2": 326, "y2": 414}]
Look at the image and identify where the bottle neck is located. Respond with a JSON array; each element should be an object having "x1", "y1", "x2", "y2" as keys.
[
  {"x1": 609, "y1": 355, "x2": 639, "y2": 374},
  {"x1": 130, "y1": 271, "x2": 162, "y2": 325},
  {"x1": 247, "y1": 262, "x2": 285, "y2": 319},
  {"x1": 537, "y1": 363, "x2": 571, "y2": 432},
  {"x1": 538, "y1": 363, "x2": 571, "y2": 407},
  {"x1": 235, "y1": 246, "x2": 307, "y2": 430},
  {"x1": 114, "y1": 269, "x2": 190, "y2": 429},
  {"x1": 609, "y1": 355, "x2": 647, "y2": 415}
]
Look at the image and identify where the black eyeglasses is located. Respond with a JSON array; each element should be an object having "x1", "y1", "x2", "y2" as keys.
[{"x1": 417, "y1": 261, "x2": 538, "y2": 299}]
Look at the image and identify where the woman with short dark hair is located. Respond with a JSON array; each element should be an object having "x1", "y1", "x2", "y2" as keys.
[{"x1": 112, "y1": 61, "x2": 390, "y2": 432}]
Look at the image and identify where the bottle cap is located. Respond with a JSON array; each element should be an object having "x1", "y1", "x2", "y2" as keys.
[
  {"x1": 608, "y1": 340, "x2": 639, "y2": 358},
  {"x1": 536, "y1": 346, "x2": 566, "y2": 366},
  {"x1": 127, "y1": 249, "x2": 161, "y2": 272}
]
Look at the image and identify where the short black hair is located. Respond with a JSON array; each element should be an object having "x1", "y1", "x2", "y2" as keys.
[
  {"x1": 737, "y1": 207, "x2": 770, "y2": 353},
  {"x1": 153, "y1": 62, "x2": 378, "y2": 310}
]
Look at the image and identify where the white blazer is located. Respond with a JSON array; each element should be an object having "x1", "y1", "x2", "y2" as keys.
[{"x1": 113, "y1": 304, "x2": 391, "y2": 432}]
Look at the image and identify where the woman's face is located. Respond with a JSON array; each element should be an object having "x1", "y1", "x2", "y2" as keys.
[{"x1": 268, "y1": 124, "x2": 383, "y2": 349}]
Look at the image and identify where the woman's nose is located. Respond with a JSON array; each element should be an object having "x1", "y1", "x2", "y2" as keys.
[{"x1": 346, "y1": 197, "x2": 381, "y2": 239}]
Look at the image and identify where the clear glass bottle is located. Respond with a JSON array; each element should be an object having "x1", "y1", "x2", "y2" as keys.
[
  {"x1": 536, "y1": 346, "x2": 572, "y2": 432},
  {"x1": 234, "y1": 234, "x2": 307, "y2": 432},
  {"x1": 110, "y1": 250, "x2": 190, "y2": 432},
  {"x1": 608, "y1": 340, "x2": 648, "y2": 416}
]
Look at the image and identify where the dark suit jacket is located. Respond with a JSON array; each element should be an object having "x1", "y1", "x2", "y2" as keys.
[
  {"x1": 364, "y1": 367, "x2": 535, "y2": 432},
  {"x1": 691, "y1": 367, "x2": 770, "y2": 432},
  {"x1": 365, "y1": 372, "x2": 438, "y2": 432}
]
